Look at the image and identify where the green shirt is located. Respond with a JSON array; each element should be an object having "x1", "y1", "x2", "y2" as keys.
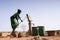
[{"x1": 10, "y1": 13, "x2": 20, "y2": 28}]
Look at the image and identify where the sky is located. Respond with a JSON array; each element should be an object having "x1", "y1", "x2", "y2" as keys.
[{"x1": 0, "y1": 0, "x2": 60, "y2": 32}]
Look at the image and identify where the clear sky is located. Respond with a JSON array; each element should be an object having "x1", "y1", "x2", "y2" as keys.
[{"x1": 0, "y1": 0, "x2": 60, "y2": 32}]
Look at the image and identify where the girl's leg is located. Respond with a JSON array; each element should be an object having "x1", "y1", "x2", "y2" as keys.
[{"x1": 11, "y1": 28, "x2": 16, "y2": 37}]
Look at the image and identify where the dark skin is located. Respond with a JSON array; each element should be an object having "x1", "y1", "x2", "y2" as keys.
[
  {"x1": 11, "y1": 9, "x2": 23, "y2": 37},
  {"x1": 17, "y1": 9, "x2": 23, "y2": 22}
]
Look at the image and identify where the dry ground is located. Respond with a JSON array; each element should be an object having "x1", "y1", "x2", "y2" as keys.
[
  {"x1": 0, "y1": 32, "x2": 60, "y2": 40},
  {"x1": 0, "y1": 36, "x2": 60, "y2": 40}
]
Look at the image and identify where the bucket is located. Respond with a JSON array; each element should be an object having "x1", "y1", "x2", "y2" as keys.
[
  {"x1": 38, "y1": 26, "x2": 45, "y2": 36},
  {"x1": 32, "y1": 27, "x2": 38, "y2": 36}
]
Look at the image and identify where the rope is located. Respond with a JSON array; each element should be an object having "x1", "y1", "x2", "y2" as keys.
[
  {"x1": 22, "y1": 16, "x2": 26, "y2": 21},
  {"x1": 19, "y1": 16, "x2": 26, "y2": 24}
]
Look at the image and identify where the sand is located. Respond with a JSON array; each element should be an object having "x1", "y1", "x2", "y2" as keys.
[
  {"x1": 0, "y1": 32, "x2": 60, "y2": 40},
  {"x1": 0, "y1": 36, "x2": 60, "y2": 40}
]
